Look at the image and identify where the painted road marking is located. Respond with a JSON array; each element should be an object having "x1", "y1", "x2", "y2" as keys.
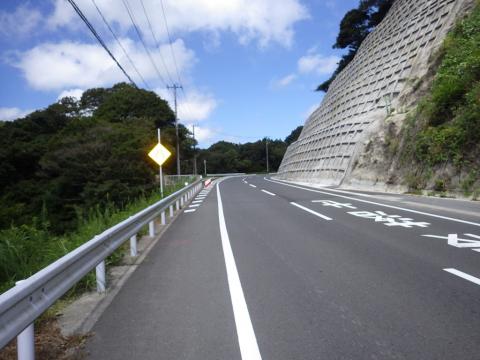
[
  {"x1": 348, "y1": 210, "x2": 430, "y2": 228},
  {"x1": 184, "y1": 209, "x2": 196, "y2": 213},
  {"x1": 312, "y1": 200, "x2": 356, "y2": 209},
  {"x1": 444, "y1": 268, "x2": 480, "y2": 286},
  {"x1": 217, "y1": 184, "x2": 262, "y2": 360},
  {"x1": 192, "y1": 200, "x2": 203, "y2": 204},
  {"x1": 265, "y1": 178, "x2": 480, "y2": 227},
  {"x1": 290, "y1": 202, "x2": 332, "y2": 221},
  {"x1": 249, "y1": 184, "x2": 257, "y2": 188},
  {"x1": 422, "y1": 233, "x2": 480, "y2": 252},
  {"x1": 189, "y1": 204, "x2": 201, "y2": 208},
  {"x1": 261, "y1": 189, "x2": 276, "y2": 196}
]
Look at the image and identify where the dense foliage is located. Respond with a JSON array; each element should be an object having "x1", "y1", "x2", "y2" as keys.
[
  {"x1": 401, "y1": 3, "x2": 480, "y2": 192},
  {"x1": 316, "y1": 0, "x2": 393, "y2": 92},
  {"x1": 0, "y1": 83, "x2": 185, "y2": 233}
]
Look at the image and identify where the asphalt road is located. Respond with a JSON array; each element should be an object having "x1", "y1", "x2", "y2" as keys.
[{"x1": 86, "y1": 175, "x2": 480, "y2": 359}]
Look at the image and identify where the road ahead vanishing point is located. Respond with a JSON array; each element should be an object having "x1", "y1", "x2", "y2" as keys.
[{"x1": 87, "y1": 176, "x2": 480, "y2": 359}]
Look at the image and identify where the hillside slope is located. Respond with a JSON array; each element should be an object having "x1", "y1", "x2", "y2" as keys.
[{"x1": 344, "y1": 1, "x2": 480, "y2": 197}]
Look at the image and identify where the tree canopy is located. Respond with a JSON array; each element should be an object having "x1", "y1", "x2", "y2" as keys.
[{"x1": 316, "y1": 0, "x2": 394, "y2": 92}]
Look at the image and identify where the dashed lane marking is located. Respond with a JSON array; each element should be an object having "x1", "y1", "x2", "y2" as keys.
[
  {"x1": 444, "y1": 268, "x2": 480, "y2": 286},
  {"x1": 249, "y1": 184, "x2": 257, "y2": 188},
  {"x1": 261, "y1": 189, "x2": 275, "y2": 196},
  {"x1": 265, "y1": 178, "x2": 480, "y2": 227},
  {"x1": 290, "y1": 202, "x2": 332, "y2": 221},
  {"x1": 184, "y1": 209, "x2": 196, "y2": 213},
  {"x1": 189, "y1": 204, "x2": 201, "y2": 208}
]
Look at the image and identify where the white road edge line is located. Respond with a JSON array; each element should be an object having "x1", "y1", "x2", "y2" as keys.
[
  {"x1": 217, "y1": 184, "x2": 262, "y2": 360},
  {"x1": 249, "y1": 184, "x2": 257, "y2": 188},
  {"x1": 443, "y1": 268, "x2": 480, "y2": 286},
  {"x1": 261, "y1": 189, "x2": 276, "y2": 196},
  {"x1": 290, "y1": 202, "x2": 332, "y2": 221},
  {"x1": 265, "y1": 178, "x2": 480, "y2": 227}
]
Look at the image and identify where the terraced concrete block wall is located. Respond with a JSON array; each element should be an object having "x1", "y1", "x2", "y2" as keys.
[{"x1": 277, "y1": 0, "x2": 471, "y2": 186}]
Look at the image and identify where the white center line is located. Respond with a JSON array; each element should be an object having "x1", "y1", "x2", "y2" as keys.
[
  {"x1": 290, "y1": 202, "x2": 332, "y2": 221},
  {"x1": 444, "y1": 268, "x2": 480, "y2": 286},
  {"x1": 249, "y1": 184, "x2": 257, "y2": 188},
  {"x1": 184, "y1": 209, "x2": 196, "y2": 213},
  {"x1": 216, "y1": 184, "x2": 262, "y2": 360},
  {"x1": 261, "y1": 189, "x2": 276, "y2": 196}
]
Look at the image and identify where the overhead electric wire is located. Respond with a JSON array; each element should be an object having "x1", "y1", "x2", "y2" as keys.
[
  {"x1": 90, "y1": 0, "x2": 150, "y2": 89},
  {"x1": 122, "y1": 0, "x2": 168, "y2": 87},
  {"x1": 66, "y1": 0, "x2": 138, "y2": 87},
  {"x1": 159, "y1": 0, "x2": 183, "y2": 86},
  {"x1": 139, "y1": 0, "x2": 175, "y2": 85}
]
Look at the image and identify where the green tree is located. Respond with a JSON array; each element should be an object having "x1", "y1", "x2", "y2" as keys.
[{"x1": 317, "y1": 0, "x2": 394, "y2": 92}]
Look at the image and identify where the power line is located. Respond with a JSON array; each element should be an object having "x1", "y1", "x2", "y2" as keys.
[
  {"x1": 66, "y1": 0, "x2": 138, "y2": 87},
  {"x1": 139, "y1": 0, "x2": 175, "y2": 85},
  {"x1": 159, "y1": 0, "x2": 183, "y2": 85},
  {"x1": 121, "y1": 0, "x2": 168, "y2": 87},
  {"x1": 90, "y1": 0, "x2": 150, "y2": 89}
]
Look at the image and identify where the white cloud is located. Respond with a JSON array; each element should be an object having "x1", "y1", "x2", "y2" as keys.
[
  {"x1": 0, "y1": 107, "x2": 33, "y2": 121},
  {"x1": 48, "y1": 0, "x2": 309, "y2": 48},
  {"x1": 271, "y1": 73, "x2": 297, "y2": 89},
  {"x1": 14, "y1": 38, "x2": 196, "y2": 91},
  {"x1": 189, "y1": 125, "x2": 217, "y2": 143},
  {"x1": 155, "y1": 88, "x2": 217, "y2": 124},
  {"x1": 0, "y1": 4, "x2": 42, "y2": 39},
  {"x1": 57, "y1": 88, "x2": 84, "y2": 101},
  {"x1": 298, "y1": 53, "x2": 339, "y2": 75}
]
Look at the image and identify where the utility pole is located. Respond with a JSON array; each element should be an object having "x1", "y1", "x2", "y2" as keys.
[
  {"x1": 204, "y1": 159, "x2": 207, "y2": 176},
  {"x1": 266, "y1": 139, "x2": 269, "y2": 173},
  {"x1": 167, "y1": 83, "x2": 183, "y2": 175},
  {"x1": 192, "y1": 125, "x2": 197, "y2": 175}
]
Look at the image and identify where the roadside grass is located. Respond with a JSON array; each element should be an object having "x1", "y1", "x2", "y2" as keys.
[{"x1": 0, "y1": 180, "x2": 191, "y2": 295}]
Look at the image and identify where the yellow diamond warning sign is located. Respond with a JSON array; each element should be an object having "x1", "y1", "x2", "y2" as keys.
[{"x1": 148, "y1": 143, "x2": 171, "y2": 166}]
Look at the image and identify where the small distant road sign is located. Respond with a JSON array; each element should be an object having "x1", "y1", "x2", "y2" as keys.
[{"x1": 148, "y1": 143, "x2": 171, "y2": 166}]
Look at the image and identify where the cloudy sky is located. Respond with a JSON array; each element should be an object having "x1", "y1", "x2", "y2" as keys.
[{"x1": 0, "y1": 0, "x2": 357, "y2": 147}]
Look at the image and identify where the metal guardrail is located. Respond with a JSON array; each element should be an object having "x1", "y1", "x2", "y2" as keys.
[{"x1": 0, "y1": 179, "x2": 203, "y2": 354}]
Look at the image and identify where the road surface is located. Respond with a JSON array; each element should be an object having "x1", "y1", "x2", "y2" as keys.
[{"x1": 86, "y1": 175, "x2": 480, "y2": 359}]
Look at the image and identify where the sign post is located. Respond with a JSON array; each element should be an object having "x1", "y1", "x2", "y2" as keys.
[
  {"x1": 158, "y1": 129, "x2": 163, "y2": 198},
  {"x1": 148, "y1": 129, "x2": 172, "y2": 198}
]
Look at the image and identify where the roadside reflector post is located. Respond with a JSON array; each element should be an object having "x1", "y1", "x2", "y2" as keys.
[
  {"x1": 96, "y1": 260, "x2": 106, "y2": 293},
  {"x1": 169, "y1": 205, "x2": 174, "y2": 218},
  {"x1": 130, "y1": 235, "x2": 137, "y2": 257},
  {"x1": 149, "y1": 221, "x2": 155, "y2": 237},
  {"x1": 161, "y1": 211, "x2": 166, "y2": 225},
  {"x1": 16, "y1": 281, "x2": 35, "y2": 360}
]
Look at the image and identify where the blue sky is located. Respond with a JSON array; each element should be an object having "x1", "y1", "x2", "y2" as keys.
[{"x1": 0, "y1": 0, "x2": 358, "y2": 147}]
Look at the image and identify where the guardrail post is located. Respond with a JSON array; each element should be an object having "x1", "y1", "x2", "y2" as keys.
[
  {"x1": 180, "y1": 196, "x2": 184, "y2": 207},
  {"x1": 96, "y1": 261, "x2": 106, "y2": 293},
  {"x1": 130, "y1": 235, "x2": 137, "y2": 257},
  {"x1": 169, "y1": 205, "x2": 174, "y2": 218},
  {"x1": 176, "y1": 200, "x2": 179, "y2": 211},
  {"x1": 161, "y1": 211, "x2": 166, "y2": 225},
  {"x1": 149, "y1": 221, "x2": 155, "y2": 237},
  {"x1": 16, "y1": 281, "x2": 35, "y2": 360}
]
